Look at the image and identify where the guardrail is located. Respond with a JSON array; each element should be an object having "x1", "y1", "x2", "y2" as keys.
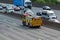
[{"x1": 43, "y1": 19, "x2": 60, "y2": 27}]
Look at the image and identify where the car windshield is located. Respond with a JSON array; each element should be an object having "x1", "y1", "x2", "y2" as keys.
[
  {"x1": 48, "y1": 13, "x2": 55, "y2": 16},
  {"x1": 44, "y1": 6, "x2": 51, "y2": 10},
  {"x1": 46, "y1": 7, "x2": 51, "y2": 10},
  {"x1": 25, "y1": 2, "x2": 31, "y2": 4}
]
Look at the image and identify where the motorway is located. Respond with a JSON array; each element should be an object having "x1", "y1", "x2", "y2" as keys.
[
  {"x1": 32, "y1": 7, "x2": 60, "y2": 21},
  {"x1": 0, "y1": 7, "x2": 60, "y2": 40}
]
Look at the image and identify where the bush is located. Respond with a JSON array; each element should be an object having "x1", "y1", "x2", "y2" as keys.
[
  {"x1": 36, "y1": 0, "x2": 46, "y2": 3},
  {"x1": 56, "y1": 2, "x2": 60, "y2": 5},
  {"x1": 31, "y1": 0, "x2": 37, "y2": 2},
  {"x1": 31, "y1": 0, "x2": 60, "y2": 5}
]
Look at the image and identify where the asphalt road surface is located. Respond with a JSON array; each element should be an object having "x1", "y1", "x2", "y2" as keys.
[
  {"x1": 0, "y1": 12, "x2": 60, "y2": 40},
  {"x1": 32, "y1": 7, "x2": 60, "y2": 21}
]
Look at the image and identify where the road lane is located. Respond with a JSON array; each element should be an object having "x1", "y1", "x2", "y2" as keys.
[
  {"x1": 32, "y1": 7, "x2": 60, "y2": 21},
  {"x1": 0, "y1": 3, "x2": 60, "y2": 40},
  {"x1": 0, "y1": 3, "x2": 60, "y2": 21},
  {"x1": 0, "y1": 13, "x2": 60, "y2": 40}
]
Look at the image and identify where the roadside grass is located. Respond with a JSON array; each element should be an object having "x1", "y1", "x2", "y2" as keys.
[{"x1": 32, "y1": 0, "x2": 60, "y2": 5}]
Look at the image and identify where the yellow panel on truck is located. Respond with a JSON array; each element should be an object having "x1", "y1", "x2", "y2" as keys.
[
  {"x1": 32, "y1": 17, "x2": 42, "y2": 27},
  {"x1": 22, "y1": 13, "x2": 42, "y2": 28}
]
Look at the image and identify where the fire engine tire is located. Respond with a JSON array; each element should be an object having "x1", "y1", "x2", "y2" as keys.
[
  {"x1": 22, "y1": 22, "x2": 26, "y2": 26},
  {"x1": 37, "y1": 26, "x2": 40, "y2": 28},
  {"x1": 28, "y1": 23, "x2": 33, "y2": 28},
  {"x1": 29, "y1": 26, "x2": 40, "y2": 28},
  {"x1": 28, "y1": 23, "x2": 40, "y2": 28},
  {"x1": 28, "y1": 23, "x2": 30, "y2": 28}
]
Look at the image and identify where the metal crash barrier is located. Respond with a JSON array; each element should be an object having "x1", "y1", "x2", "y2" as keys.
[{"x1": 43, "y1": 19, "x2": 60, "y2": 28}]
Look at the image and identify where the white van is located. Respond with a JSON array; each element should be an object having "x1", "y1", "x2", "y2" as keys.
[
  {"x1": 37, "y1": 10, "x2": 57, "y2": 20},
  {"x1": 42, "y1": 10, "x2": 57, "y2": 20}
]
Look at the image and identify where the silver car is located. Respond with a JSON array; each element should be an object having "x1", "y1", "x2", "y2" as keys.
[
  {"x1": 6, "y1": 5, "x2": 14, "y2": 13},
  {"x1": 0, "y1": 6, "x2": 6, "y2": 13}
]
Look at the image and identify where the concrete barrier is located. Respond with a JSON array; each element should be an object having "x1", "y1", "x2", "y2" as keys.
[{"x1": 43, "y1": 19, "x2": 60, "y2": 28}]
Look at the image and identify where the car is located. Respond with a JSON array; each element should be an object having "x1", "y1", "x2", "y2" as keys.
[
  {"x1": 6, "y1": 5, "x2": 14, "y2": 13},
  {"x1": 37, "y1": 10, "x2": 57, "y2": 20},
  {"x1": 1, "y1": 4, "x2": 7, "y2": 9},
  {"x1": 6, "y1": 9, "x2": 14, "y2": 13},
  {"x1": 43, "y1": 6, "x2": 51, "y2": 10},
  {"x1": 0, "y1": 3, "x2": 7, "y2": 9},
  {"x1": 13, "y1": 5, "x2": 21, "y2": 11},
  {"x1": 0, "y1": 6, "x2": 6, "y2": 13}
]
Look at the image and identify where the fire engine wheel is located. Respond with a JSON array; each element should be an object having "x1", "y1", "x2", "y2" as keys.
[
  {"x1": 37, "y1": 26, "x2": 40, "y2": 28},
  {"x1": 27, "y1": 23, "x2": 33, "y2": 28},
  {"x1": 27, "y1": 23, "x2": 31, "y2": 28},
  {"x1": 22, "y1": 22, "x2": 26, "y2": 26},
  {"x1": 28, "y1": 23, "x2": 40, "y2": 28},
  {"x1": 29, "y1": 26, "x2": 40, "y2": 28}
]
